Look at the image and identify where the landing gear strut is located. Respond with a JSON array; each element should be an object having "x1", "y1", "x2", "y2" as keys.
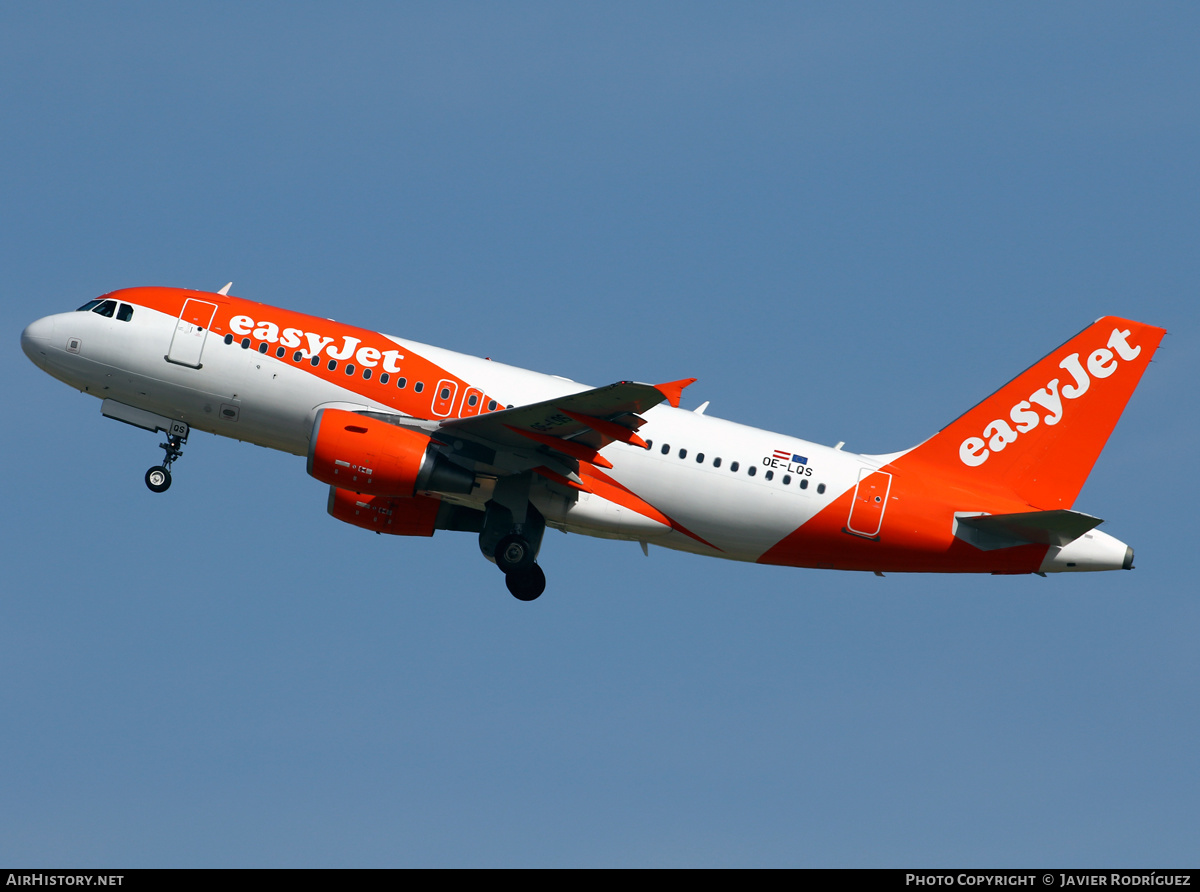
[
  {"x1": 145, "y1": 430, "x2": 186, "y2": 493},
  {"x1": 480, "y1": 483, "x2": 548, "y2": 601}
]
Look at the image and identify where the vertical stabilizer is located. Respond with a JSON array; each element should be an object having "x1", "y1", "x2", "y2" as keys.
[{"x1": 905, "y1": 317, "x2": 1165, "y2": 509}]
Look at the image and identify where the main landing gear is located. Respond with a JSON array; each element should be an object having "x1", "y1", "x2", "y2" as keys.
[
  {"x1": 145, "y1": 429, "x2": 186, "y2": 493},
  {"x1": 479, "y1": 478, "x2": 547, "y2": 601},
  {"x1": 495, "y1": 535, "x2": 547, "y2": 601}
]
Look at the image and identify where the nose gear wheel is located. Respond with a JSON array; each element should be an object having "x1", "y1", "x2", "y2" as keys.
[
  {"x1": 145, "y1": 466, "x2": 171, "y2": 492},
  {"x1": 144, "y1": 432, "x2": 185, "y2": 493}
]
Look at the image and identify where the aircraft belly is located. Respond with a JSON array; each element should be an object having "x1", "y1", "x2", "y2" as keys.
[
  {"x1": 531, "y1": 485, "x2": 672, "y2": 541},
  {"x1": 603, "y1": 453, "x2": 820, "y2": 561}
]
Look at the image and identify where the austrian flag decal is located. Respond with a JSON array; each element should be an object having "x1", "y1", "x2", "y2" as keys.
[{"x1": 773, "y1": 450, "x2": 807, "y2": 465}]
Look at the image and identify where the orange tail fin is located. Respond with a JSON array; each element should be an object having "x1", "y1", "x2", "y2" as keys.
[{"x1": 905, "y1": 317, "x2": 1165, "y2": 509}]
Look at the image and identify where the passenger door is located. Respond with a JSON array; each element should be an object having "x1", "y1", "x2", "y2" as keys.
[{"x1": 166, "y1": 298, "x2": 217, "y2": 369}]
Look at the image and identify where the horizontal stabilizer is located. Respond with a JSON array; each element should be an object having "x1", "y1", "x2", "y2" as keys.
[{"x1": 954, "y1": 509, "x2": 1103, "y2": 551}]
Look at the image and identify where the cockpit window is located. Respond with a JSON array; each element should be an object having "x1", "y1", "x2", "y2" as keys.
[
  {"x1": 92, "y1": 300, "x2": 116, "y2": 318},
  {"x1": 116, "y1": 303, "x2": 134, "y2": 322},
  {"x1": 76, "y1": 299, "x2": 102, "y2": 312}
]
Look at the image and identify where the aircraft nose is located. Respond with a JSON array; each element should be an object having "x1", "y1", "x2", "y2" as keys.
[{"x1": 21, "y1": 315, "x2": 57, "y2": 364}]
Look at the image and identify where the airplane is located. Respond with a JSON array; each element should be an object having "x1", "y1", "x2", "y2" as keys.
[{"x1": 21, "y1": 285, "x2": 1165, "y2": 600}]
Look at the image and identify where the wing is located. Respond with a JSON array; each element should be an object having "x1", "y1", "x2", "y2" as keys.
[{"x1": 434, "y1": 378, "x2": 695, "y2": 482}]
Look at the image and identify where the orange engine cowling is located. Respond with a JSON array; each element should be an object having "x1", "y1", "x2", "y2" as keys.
[
  {"x1": 307, "y1": 408, "x2": 475, "y2": 497},
  {"x1": 327, "y1": 487, "x2": 441, "y2": 537}
]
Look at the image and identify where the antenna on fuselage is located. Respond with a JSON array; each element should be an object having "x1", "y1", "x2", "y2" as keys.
[{"x1": 217, "y1": 282, "x2": 232, "y2": 295}]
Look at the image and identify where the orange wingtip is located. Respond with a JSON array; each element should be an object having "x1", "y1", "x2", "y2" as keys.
[
  {"x1": 558, "y1": 409, "x2": 649, "y2": 449},
  {"x1": 654, "y1": 377, "x2": 697, "y2": 408},
  {"x1": 504, "y1": 424, "x2": 615, "y2": 469}
]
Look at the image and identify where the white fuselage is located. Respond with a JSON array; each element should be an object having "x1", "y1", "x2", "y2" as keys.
[
  {"x1": 25, "y1": 290, "x2": 1143, "y2": 578},
  {"x1": 22, "y1": 299, "x2": 877, "y2": 563}
]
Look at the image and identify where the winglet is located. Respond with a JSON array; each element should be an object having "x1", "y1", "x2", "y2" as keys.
[{"x1": 654, "y1": 378, "x2": 697, "y2": 408}]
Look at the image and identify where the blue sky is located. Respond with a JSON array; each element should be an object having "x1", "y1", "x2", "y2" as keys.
[{"x1": 2, "y1": 2, "x2": 1197, "y2": 866}]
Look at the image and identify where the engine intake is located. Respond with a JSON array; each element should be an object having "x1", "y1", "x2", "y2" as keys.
[{"x1": 308, "y1": 408, "x2": 475, "y2": 497}]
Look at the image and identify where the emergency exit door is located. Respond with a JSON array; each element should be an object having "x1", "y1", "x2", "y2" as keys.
[{"x1": 846, "y1": 468, "x2": 892, "y2": 538}]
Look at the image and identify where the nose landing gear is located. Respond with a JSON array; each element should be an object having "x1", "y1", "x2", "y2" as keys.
[
  {"x1": 145, "y1": 429, "x2": 186, "y2": 493},
  {"x1": 98, "y1": 401, "x2": 190, "y2": 494}
]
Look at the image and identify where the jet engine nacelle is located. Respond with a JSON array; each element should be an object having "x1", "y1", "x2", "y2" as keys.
[
  {"x1": 308, "y1": 408, "x2": 475, "y2": 497},
  {"x1": 327, "y1": 486, "x2": 441, "y2": 537}
]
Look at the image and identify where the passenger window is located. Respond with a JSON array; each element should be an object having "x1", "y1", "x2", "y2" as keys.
[
  {"x1": 783, "y1": 474, "x2": 791, "y2": 485},
  {"x1": 440, "y1": 387, "x2": 451, "y2": 400},
  {"x1": 117, "y1": 304, "x2": 134, "y2": 322},
  {"x1": 241, "y1": 338, "x2": 251, "y2": 349},
  {"x1": 397, "y1": 377, "x2": 407, "y2": 389},
  {"x1": 380, "y1": 373, "x2": 390, "y2": 384},
  {"x1": 414, "y1": 382, "x2": 424, "y2": 393},
  {"x1": 363, "y1": 368, "x2": 372, "y2": 380},
  {"x1": 93, "y1": 300, "x2": 116, "y2": 318},
  {"x1": 679, "y1": 448, "x2": 687, "y2": 459},
  {"x1": 817, "y1": 483, "x2": 826, "y2": 494},
  {"x1": 800, "y1": 479, "x2": 808, "y2": 490},
  {"x1": 224, "y1": 334, "x2": 234, "y2": 345},
  {"x1": 294, "y1": 351, "x2": 304, "y2": 362},
  {"x1": 748, "y1": 466, "x2": 757, "y2": 477},
  {"x1": 765, "y1": 470, "x2": 773, "y2": 480},
  {"x1": 258, "y1": 343, "x2": 268, "y2": 354},
  {"x1": 696, "y1": 453, "x2": 704, "y2": 463},
  {"x1": 645, "y1": 440, "x2": 652, "y2": 450},
  {"x1": 713, "y1": 457, "x2": 721, "y2": 468},
  {"x1": 346, "y1": 364, "x2": 355, "y2": 375},
  {"x1": 275, "y1": 346, "x2": 285, "y2": 358},
  {"x1": 328, "y1": 360, "x2": 337, "y2": 371},
  {"x1": 730, "y1": 461, "x2": 739, "y2": 472},
  {"x1": 310, "y1": 355, "x2": 320, "y2": 367},
  {"x1": 467, "y1": 394, "x2": 478, "y2": 407},
  {"x1": 487, "y1": 400, "x2": 497, "y2": 411},
  {"x1": 661, "y1": 444, "x2": 670, "y2": 455}
]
